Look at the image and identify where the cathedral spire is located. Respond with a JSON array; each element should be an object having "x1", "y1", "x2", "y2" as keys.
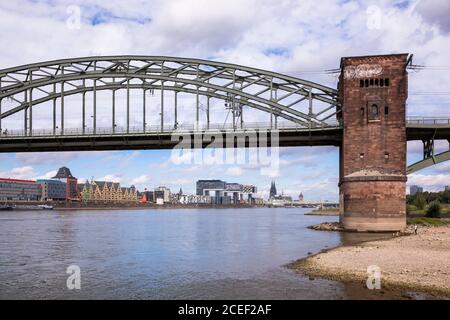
[{"x1": 269, "y1": 180, "x2": 277, "y2": 199}]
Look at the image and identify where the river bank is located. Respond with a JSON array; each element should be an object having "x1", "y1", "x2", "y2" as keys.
[
  {"x1": 289, "y1": 225, "x2": 450, "y2": 298},
  {"x1": 304, "y1": 208, "x2": 339, "y2": 216}
]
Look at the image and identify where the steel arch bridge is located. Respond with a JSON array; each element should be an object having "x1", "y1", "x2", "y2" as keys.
[
  {"x1": 0, "y1": 55, "x2": 449, "y2": 173},
  {"x1": 0, "y1": 56, "x2": 339, "y2": 128}
]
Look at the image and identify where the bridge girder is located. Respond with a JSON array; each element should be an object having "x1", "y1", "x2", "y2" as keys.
[
  {"x1": 407, "y1": 134, "x2": 450, "y2": 174},
  {"x1": 407, "y1": 149, "x2": 450, "y2": 174},
  {"x1": 0, "y1": 56, "x2": 340, "y2": 133}
]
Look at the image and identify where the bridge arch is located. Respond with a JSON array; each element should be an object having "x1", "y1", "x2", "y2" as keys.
[{"x1": 0, "y1": 56, "x2": 340, "y2": 134}]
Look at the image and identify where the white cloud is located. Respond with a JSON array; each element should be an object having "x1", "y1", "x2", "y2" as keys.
[
  {"x1": 407, "y1": 173, "x2": 450, "y2": 191},
  {"x1": 0, "y1": 166, "x2": 36, "y2": 180},
  {"x1": 415, "y1": 0, "x2": 450, "y2": 33},
  {"x1": 172, "y1": 179, "x2": 194, "y2": 185},
  {"x1": 225, "y1": 166, "x2": 243, "y2": 177},
  {"x1": 37, "y1": 170, "x2": 58, "y2": 180},
  {"x1": 131, "y1": 174, "x2": 151, "y2": 186},
  {"x1": 97, "y1": 174, "x2": 122, "y2": 183}
]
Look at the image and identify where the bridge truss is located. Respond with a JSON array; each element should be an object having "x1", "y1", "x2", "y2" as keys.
[{"x1": 0, "y1": 56, "x2": 340, "y2": 138}]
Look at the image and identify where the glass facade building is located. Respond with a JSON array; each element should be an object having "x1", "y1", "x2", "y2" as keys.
[{"x1": 0, "y1": 178, "x2": 42, "y2": 201}]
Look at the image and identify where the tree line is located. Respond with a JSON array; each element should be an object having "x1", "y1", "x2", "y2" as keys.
[{"x1": 407, "y1": 190, "x2": 450, "y2": 207}]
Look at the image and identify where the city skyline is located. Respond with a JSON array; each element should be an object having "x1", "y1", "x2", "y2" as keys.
[
  {"x1": 0, "y1": 163, "x2": 307, "y2": 201},
  {"x1": 0, "y1": 143, "x2": 449, "y2": 201}
]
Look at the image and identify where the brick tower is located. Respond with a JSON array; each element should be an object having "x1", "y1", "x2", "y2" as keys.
[{"x1": 338, "y1": 54, "x2": 409, "y2": 232}]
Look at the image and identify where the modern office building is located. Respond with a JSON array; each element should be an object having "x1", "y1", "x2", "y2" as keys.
[
  {"x1": 242, "y1": 185, "x2": 257, "y2": 203},
  {"x1": 410, "y1": 185, "x2": 424, "y2": 195},
  {"x1": 52, "y1": 167, "x2": 79, "y2": 201},
  {"x1": 141, "y1": 191, "x2": 155, "y2": 203},
  {"x1": 154, "y1": 186, "x2": 171, "y2": 203},
  {"x1": 37, "y1": 179, "x2": 67, "y2": 201},
  {"x1": 196, "y1": 180, "x2": 227, "y2": 196},
  {"x1": 196, "y1": 180, "x2": 257, "y2": 205},
  {"x1": 0, "y1": 178, "x2": 42, "y2": 201}
]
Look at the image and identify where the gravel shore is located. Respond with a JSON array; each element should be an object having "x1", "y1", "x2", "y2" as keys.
[{"x1": 289, "y1": 225, "x2": 450, "y2": 298}]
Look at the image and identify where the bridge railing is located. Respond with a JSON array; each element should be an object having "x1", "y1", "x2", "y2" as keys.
[
  {"x1": 0, "y1": 121, "x2": 341, "y2": 138},
  {"x1": 407, "y1": 117, "x2": 450, "y2": 125}
]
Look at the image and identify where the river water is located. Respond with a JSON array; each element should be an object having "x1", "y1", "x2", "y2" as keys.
[{"x1": 0, "y1": 208, "x2": 401, "y2": 299}]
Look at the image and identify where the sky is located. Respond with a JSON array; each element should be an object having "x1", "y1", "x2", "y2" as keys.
[{"x1": 0, "y1": 0, "x2": 450, "y2": 200}]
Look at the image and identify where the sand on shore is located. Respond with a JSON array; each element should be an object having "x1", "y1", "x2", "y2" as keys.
[
  {"x1": 289, "y1": 226, "x2": 450, "y2": 297},
  {"x1": 304, "y1": 210, "x2": 339, "y2": 216}
]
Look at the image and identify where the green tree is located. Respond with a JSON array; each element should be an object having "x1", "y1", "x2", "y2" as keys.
[
  {"x1": 426, "y1": 201, "x2": 441, "y2": 218},
  {"x1": 414, "y1": 192, "x2": 426, "y2": 210}
]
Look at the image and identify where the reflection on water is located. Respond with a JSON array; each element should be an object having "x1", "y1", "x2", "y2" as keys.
[{"x1": 0, "y1": 208, "x2": 412, "y2": 299}]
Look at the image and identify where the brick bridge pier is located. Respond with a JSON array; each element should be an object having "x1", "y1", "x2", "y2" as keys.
[{"x1": 339, "y1": 54, "x2": 408, "y2": 232}]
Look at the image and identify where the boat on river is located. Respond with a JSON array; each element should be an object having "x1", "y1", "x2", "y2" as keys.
[{"x1": 11, "y1": 204, "x2": 54, "y2": 210}]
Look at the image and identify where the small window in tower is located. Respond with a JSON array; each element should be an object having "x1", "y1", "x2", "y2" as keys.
[
  {"x1": 385, "y1": 78, "x2": 390, "y2": 86},
  {"x1": 380, "y1": 79, "x2": 384, "y2": 87},
  {"x1": 360, "y1": 153, "x2": 365, "y2": 159},
  {"x1": 360, "y1": 80, "x2": 364, "y2": 87},
  {"x1": 385, "y1": 152, "x2": 390, "y2": 160},
  {"x1": 385, "y1": 106, "x2": 389, "y2": 115},
  {"x1": 375, "y1": 79, "x2": 379, "y2": 86},
  {"x1": 360, "y1": 107, "x2": 365, "y2": 116},
  {"x1": 367, "y1": 102, "x2": 381, "y2": 122},
  {"x1": 370, "y1": 79, "x2": 374, "y2": 86},
  {"x1": 365, "y1": 79, "x2": 369, "y2": 87},
  {"x1": 371, "y1": 104, "x2": 379, "y2": 117}
]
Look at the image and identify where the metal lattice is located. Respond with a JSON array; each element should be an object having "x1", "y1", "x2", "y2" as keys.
[{"x1": 0, "y1": 56, "x2": 340, "y2": 136}]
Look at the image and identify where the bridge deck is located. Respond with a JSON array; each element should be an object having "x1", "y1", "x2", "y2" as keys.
[
  {"x1": 0, "y1": 120, "x2": 449, "y2": 153},
  {"x1": 0, "y1": 124, "x2": 343, "y2": 152}
]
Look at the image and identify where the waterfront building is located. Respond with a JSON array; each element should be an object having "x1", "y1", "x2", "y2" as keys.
[
  {"x1": 37, "y1": 179, "x2": 66, "y2": 201},
  {"x1": 196, "y1": 180, "x2": 257, "y2": 205},
  {"x1": 446, "y1": 186, "x2": 450, "y2": 192},
  {"x1": 154, "y1": 186, "x2": 171, "y2": 203},
  {"x1": 142, "y1": 191, "x2": 155, "y2": 203},
  {"x1": 253, "y1": 198, "x2": 265, "y2": 205},
  {"x1": 52, "y1": 167, "x2": 78, "y2": 201},
  {"x1": 78, "y1": 180, "x2": 138, "y2": 202},
  {"x1": 174, "y1": 188, "x2": 183, "y2": 202},
  {"x1": 410, "y1": 185, "x2": 423, "y2": 195},
  {"x1": 269, "y1": 192, "x2": 294, "y2": 207},
  {"x1": 196, "y1": 180, "x2": 227, "y2": 196},
  {"x1": 179, "y1": 195, "x2": 212, "y2": 205},
  {"x1": 0, "y1": 178, "x2": 42, "y2": 201},
  {"x1": 243, "y1": 185, "x2": 257, "y2": 204}
]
